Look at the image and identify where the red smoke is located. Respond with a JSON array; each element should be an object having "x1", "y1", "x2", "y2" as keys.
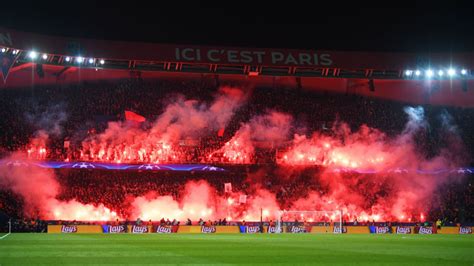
[
  {"x1": 0, "y1": 154, "x2": 119, "y2": 221},
  {"x1": 129, "y1": 180, "x2": 276, "y2": 222},
  {"x1": 1, "y1": 91, "x2": 468, "y2": 222},
  {"x1": 80, "y1": 87, "x2": 246, "y2": 163},
  {"x1": 211, "y1": 111, "x2": 292, "y2": 163}
]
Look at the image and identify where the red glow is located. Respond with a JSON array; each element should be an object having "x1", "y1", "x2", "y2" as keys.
[
  {"x1": 77, "y1": 87, "x2": 246, "y2": 164},
  {"x1": 2, "y1": 94, "x2": 464, "y2": 224},
  {"x1": 278, "y1": 133, "x2": 390, "y2": 169}
]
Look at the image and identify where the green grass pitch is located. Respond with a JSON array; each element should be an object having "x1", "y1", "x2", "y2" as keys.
[{"x1": 0, "y1": 233, "x2": 473, "y2": 265}]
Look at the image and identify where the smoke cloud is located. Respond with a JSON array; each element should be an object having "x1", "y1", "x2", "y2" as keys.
[
  {"x1": 25, "y1": 102, "x2": 68, "y2": 137},
  {"x1": 0, "y1": 153, "x2": 119, "y2": 221},
  {"x1": 81, "y1": 86, "x2": 247, "y2": 163},
  {"x1": 0, "y1": 85, "x2": 469, "y2": 223}
]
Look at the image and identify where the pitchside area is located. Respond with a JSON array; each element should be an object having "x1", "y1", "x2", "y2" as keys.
[{"x1": 0, "y1": 234, "x2": 472, "y2": 265}]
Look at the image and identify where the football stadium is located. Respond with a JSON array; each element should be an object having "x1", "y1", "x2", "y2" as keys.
[{"x1": 0, "y1": 6, "x2": 474, "y2": 265}]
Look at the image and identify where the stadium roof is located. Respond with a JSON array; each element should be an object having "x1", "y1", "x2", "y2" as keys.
[{"x1": 1, "y1": 4, "x2": 474, "y2": 52}]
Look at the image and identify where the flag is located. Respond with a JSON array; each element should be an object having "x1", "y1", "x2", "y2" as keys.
[
  {"x1": 217, "y1": 128, "x2": 225, "y2": 137},
  {"x1": 1, "y1": 52, "x2": 18, "y2": 83},
  {"x1": 224, "y1": 183, "x2": 232, "y2": 193},
  {"x1": 125, "y1": 110, "x2": 146, "y2": 123}
]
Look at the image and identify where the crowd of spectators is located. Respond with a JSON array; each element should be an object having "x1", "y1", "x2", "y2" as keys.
[
  {"x1": 1, "y1": 78, "x2": 473, "y2": 165},
  {"x1": 0, "y1": 78, "x2": 473, "y2": 228},
  {"x1": 55, "y1": 169, "x2": 246, "y2": 218},
  {"x1": 1, "y1": 166, "x2": 472, "y2": 226}
]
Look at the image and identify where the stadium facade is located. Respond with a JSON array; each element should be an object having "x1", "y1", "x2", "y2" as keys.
[{"x1": 1, "y1": 27, "x2": 473, "y2": 107}]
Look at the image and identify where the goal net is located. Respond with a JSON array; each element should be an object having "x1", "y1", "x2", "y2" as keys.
[{"x1": 276, "y1": 210, "x2": 343, "y2": 233}]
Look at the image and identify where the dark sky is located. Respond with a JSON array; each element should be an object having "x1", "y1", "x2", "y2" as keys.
[{"x1": 1, "y1": 2, "x2": 474, "y2": 52}]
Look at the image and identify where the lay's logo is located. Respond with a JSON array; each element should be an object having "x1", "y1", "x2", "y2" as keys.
[
  {"x1": 396, "y1": 226, "x2": 411, "y2": 234},
  {"x1": 246, "y1": 226, "x2": 261, "y2": 233},
  {"x1": 109, "y1": 225, "x2": 126, "y2": 233},
  {"x1": 61, "y1": 225, "x2": 77, "y2": 233},
  {"x1": 201, "y1": 226, "x2": 216, "y2": 233},
  {"x1": 333, "y1": 226, "x2": 347, "y2": 234},
  {"x1": 156, "y1": 226, "x2": 172, "y2": 233},
  {"x1": 132, "y1": 225, "x2": 148, "y2": 234},
  {"x1": 289, "y1": 226, "x2": 310, "y2": 233},
  {"x1": 267, "y1": 226, "x2": 281, "y2": 233},
  {"x1": 376, "y1": 226, "x2": 391, "y2": 234},
  {"x1": 418, "y1": 227, "x2": 433, "y2": 234},
  {"x1": 459, "y1": 226, "x2": 472, "y2": 234}
]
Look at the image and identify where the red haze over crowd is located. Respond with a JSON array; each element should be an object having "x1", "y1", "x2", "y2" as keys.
[{"x1": 0, "y1": 86, "x2": 468, "y2": 223}]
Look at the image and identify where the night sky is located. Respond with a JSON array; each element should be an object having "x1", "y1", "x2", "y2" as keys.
[{"x1": 1, "y1": 3, "x2": 474, "y2": 52}]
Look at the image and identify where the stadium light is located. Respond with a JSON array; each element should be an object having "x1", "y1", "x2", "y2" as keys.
[
  {"x1": 404, "y1": 70, "x2": 413, "y2": 76},
  {"x1": 447, "y1": 68, "x2": 456, "y2": 76},
  {"x1": 42, "y1": 54, "x2": 48, "y2": 60},
  {"x1": 65, "y1": 56, "x2": 71, "y2": 62},
  {"x1": 88, "y1": 58, "x2": 94, "y2": 64},
  {"x1": 461, "y1": 69, "x2": 468, "y2": 75},
  {"x1": 28, "y1": 51, "x2": 38, "y2": 60},
  {"x1": 1, "y1": 48, "x2": 5, "y2": 53},
  {"x1": 76, "y1": 56, "x2": 84, "y2": 63},
  {"x1": 99, "y1": 59, "x2": 105, "y2": 65},
  {"x1": 12, "y1": 50, "x2": 19, "y2": 55},
  {"x1": 415, "y1": 70, "x2": 421, "y2": 76},
  {"x1": 438, "y1": 70, "x2": 444, "y2": 76},
  {"x1": 425, "y1": 69, "x2": 434, "y2": 78}
]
